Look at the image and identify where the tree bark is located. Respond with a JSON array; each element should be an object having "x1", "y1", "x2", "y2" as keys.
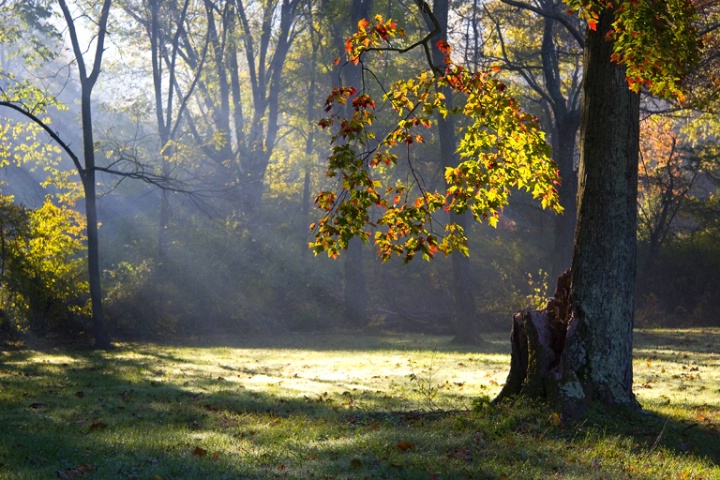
[
  {"x1": 569, "y1": 5, "x2": 639, "y2": 413},
  {"x1": 59, "y1": 0, "x2": 113, "y2": 350},
  {"x1": 425, "y1": 0, "x2": 484, "y2": 345},
  {"x1": 340, "y1": 0, "x2": 372, "y2": 329},
  {"x1": 495, "y1": 7, "x2": 640, "y2": 419}
]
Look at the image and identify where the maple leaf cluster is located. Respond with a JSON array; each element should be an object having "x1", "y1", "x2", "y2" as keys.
[{"x1": 311, "y1": 18, "x2": 562, "y2": 263}]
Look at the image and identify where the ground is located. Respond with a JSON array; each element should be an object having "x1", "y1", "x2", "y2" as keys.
[{"x1": 0, "y1": 329, "x2": 718, "y2": 479}]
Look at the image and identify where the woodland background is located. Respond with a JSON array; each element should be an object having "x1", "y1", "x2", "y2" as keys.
[{"x1": 1, "y1": 0, "x2": 719, "y2": 344}]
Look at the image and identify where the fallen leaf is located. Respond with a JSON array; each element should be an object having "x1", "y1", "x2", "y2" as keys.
[
  {"x1": 28, "y1": 403, "x2": 46, "y2": 409},
  {"x1": 192, "y1": 446, "x2": 207, "y2": 457},
  {"x1": 56, "y1": 464, "x2": 94, "y2": 478},
  {"x1": 88, "y1": 421, "x2": 108, "y2": 432},
  {"x1": 350, "y1": 458, "x2": 362, "y2": 469},
  {"x1": 75, "y1": 391, "x2": 85, "y2": 398},
  {"x1": 549, "y1": 412, "x2": 562, "y2": 426},
  {"x1": 396, "y1": 440, "x2": 415, "y2": 452},
  {"x1": 118, "y1": 389, "x2": 134, "y2": 401}
]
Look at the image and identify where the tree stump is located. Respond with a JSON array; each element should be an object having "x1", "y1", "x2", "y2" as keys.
[{"x1": 494, "y1": 269, "x2": 589, "y2": 418}]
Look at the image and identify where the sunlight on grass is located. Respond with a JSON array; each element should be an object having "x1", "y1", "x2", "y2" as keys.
[{"x1": 0, "y1": 330, "x2": 718, "y2": 479}]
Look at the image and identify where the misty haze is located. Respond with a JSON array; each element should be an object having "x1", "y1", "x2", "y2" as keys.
[{"x1": 1, "y1": 1, "x2": 719, "y2": 479}]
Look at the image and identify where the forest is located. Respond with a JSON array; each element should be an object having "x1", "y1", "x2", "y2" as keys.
[{"x1": 1, "y1": 0, "x2": 720, "y2": 478}]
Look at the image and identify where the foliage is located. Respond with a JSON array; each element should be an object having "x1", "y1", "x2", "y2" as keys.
[
  {"x1": 0, "y1": 0, "x2": 60, "y2": 64},
  {"x1": 0, "y1": 195, "x2": 88, "y2": 335},
  {"x1": 568, "y1": 0, "x2": 699, "y2": 101},
  {"x1": 0, "y1": 331, "x2": 718, "y2": 479},
  {"x1": 311, "y1": 17, "x2": 562, "y2": 263}
]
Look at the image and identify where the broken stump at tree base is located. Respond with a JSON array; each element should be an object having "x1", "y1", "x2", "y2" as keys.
[{"x1": 493, "y1": 269, "x2": 594, "y2": 420}]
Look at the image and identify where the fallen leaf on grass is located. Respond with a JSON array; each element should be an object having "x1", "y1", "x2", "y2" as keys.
[
  {"x1": 396, "y1": 440, "x2": 415, "y2": 452},
  {"x1": 88, "y1": 421, "x2": 108, "y2": 432},
  {"x1": 192, "y1": 446, "x2": 207, "y2": 457},
  {"x1": 75, "y1": 391, "x2": 85, "y2": 398},
  {"x1": 350, "y1": 458, "x2": 362, "y2": 469},
  {"x1": 118, "y1": 389, "x2": 134, "y2": 401},
  {"x1": 28, "y1": 402, "x2": 46, "y2": 409},
  {"x1": 56, "y1": 463, "x2": 94, "y2": 478},
  {"x1": 549, "y1": 412, "x2": 562, "y2": 426}
]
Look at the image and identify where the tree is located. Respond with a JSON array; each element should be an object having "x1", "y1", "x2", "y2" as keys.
[
  {"x1": 312, "y1": 0, "x2": 699, "y2": 418},
  {"x1": 55, "y1": 0, "x2": 114, "y2": 349},
  {"x1": 120, "y1": 0, "x2": 210, "y2": 258},
  {"x1": 485, "y1": 0, "x2": 584, "y2": 281},
  {"x1": 423, "y1": 0, "x2": 482, "y2": 344},
  {"x1": 162, "y1": 0, "x2": 302, "y2": 218},
  {"x1": 495, "y1": 0, "x2": 698, "y2": 416},
  {"x1": 637, "y1": 115, "x2": 699, "y2": 274}
]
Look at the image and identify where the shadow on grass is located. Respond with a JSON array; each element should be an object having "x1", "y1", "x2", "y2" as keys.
[
  {"x1": 139, "y1": 330, "x2": 513, "y2": 355},
  {"x1": 0, "y1": 335, "x2": 718, "y2": 479},
  {"x1": 634, "y1": 328, "x2": 720, "y2": 356}
]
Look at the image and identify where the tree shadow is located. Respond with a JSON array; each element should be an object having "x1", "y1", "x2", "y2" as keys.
[{"x1": 634, "y1": 328, "x2": 720, "y2": 356}]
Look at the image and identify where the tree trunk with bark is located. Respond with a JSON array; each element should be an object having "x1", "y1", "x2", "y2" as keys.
[
  {"x1": 425, "y1": 0, "x2": 484, "y2": 345},
  {"x1": 339, "y1": 0, "x2": 373, "y2": 329},
  {"x1": 495, "y1": 7, "x2": 640, "y2": 419},
  {"x1": 59, "y1": 0, "x2": 113, "y2": 350}
]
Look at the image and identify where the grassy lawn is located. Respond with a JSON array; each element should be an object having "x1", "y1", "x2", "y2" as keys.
[{"x1": 0, "y1": 329, "x2": 718, "y2": 479}]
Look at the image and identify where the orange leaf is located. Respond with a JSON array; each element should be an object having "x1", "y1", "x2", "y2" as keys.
[{"x1": 588, "y1": 20, "x2": 597, "y2": 31}]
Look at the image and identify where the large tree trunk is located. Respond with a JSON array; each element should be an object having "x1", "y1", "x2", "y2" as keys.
[{"x1": 495, "y1": 7, "x2": 640, "y2": 419}]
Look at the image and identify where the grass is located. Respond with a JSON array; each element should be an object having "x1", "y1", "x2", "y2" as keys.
[{"x1": 0, "y1": 329, "x2": 718, "y2": 479}]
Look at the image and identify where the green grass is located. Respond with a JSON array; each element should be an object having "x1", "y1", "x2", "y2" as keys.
[{"x1": 0, "y1": 329, "x2": 718, "y2": 479}]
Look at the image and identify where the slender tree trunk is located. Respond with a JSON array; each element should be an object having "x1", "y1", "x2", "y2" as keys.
[
  {"x1": 341, "y1": 0, "x2": 372, "y2": 329},
  {"x1": 537, "y1": 4, "x2": 582, "y2": 282},
  {"x1": 59, "y1": 0, "x2": 113, "y2": 349},
  {"x1": 551, "y1": 118, "x2": 579, "y2": 281},
  {"x1": 495, "y1": 7, "x2": 640, "y2": 419},
  {"x1": 80, "y1": 106, "x2": 111, "y2": 349},
  {"x1": 424, "y1": 0, "x2": 483, "y2": 344}
]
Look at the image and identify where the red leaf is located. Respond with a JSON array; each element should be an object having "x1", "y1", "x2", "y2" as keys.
[
  {"x1": 436, "y1": 40, "x2": 452, "y2": 53},
  {"x1": 588, "y1": 20, "x2": 597, "y2": 31}
]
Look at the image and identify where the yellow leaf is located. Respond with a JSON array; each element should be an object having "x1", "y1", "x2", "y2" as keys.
[{"x1": 549, "y1": 412, "x2": 561, "y2": 426}]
